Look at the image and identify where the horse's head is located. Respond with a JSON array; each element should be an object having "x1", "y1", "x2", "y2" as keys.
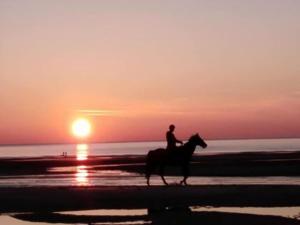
[{"x1": 189, "y1": 133, "x2": 207, "y2": 149}]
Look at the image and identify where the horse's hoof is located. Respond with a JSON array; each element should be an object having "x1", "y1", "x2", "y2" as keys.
[
  {"x1": 163, "y1": 181, "x2": 169, "y2": 186},
  {"x1": 180, "y1": 180, "x2": 188, "y2": 186}
]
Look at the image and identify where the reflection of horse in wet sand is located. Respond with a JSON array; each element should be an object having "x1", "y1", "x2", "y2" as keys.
[{"x1": 145, "y1": 134, "x2": 207, "y2": 186}]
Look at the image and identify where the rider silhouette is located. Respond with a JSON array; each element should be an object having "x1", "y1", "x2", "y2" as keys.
[{"x1": 166, "y1": 124, "x2": 183, "y2": 151}]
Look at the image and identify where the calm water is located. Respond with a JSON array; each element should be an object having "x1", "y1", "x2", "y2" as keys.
[{"x1": 0, "y1": 138, "x2": 300, "y2": 158}]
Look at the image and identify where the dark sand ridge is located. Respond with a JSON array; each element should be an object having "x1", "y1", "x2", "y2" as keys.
[
  {"x1": 0, "y1": 151, "x2": 300, "y2": 176},
  {"x1": 12, "y1": 210, "x2": 300, "y2": 225},
  {"x1": 1, "y1": 185, "x2": 300, "y2": 213}
]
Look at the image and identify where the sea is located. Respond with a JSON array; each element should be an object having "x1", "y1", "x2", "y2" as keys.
[{"x1": 0, "y1": 138, "x2": 300, "y2": 158}]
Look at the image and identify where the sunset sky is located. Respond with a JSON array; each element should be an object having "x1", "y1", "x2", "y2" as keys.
[{"x1": 0, "y1": 0, "x2": 299, "y2": 144}]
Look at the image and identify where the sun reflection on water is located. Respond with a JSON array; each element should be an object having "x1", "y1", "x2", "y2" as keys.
[
  {"x1": 76, "y1": 165, "x2": 89, "y2": 185},
  {"x1": 76, "y1": 144, "x2": 88, "y2": 161},
  {"x1": 75, "y1": 144, "x2": 89, "y2": 185}
]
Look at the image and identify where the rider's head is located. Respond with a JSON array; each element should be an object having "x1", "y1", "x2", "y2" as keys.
[{"x1": 169, "y1": 124, "x2": 175, "y2": 132}]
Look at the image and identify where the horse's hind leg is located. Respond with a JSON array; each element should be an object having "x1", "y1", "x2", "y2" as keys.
[
  {"x1": 180, "y1": 165, "x2": 189, "y2": 185},
  {"x1": 161, "y1": 175, "x2": 168, "y2": 186},
  {"x1": 159, "y1": 165, "x2": 168, "y2": 185},
  {"x1": 146, "y1": 173, "x2": 150, "y2": 186},
  {"x1": 145, "y1": 164, "x2": 153, "y2": 186}
]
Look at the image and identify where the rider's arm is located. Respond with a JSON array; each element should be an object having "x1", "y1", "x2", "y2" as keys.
[{"x1": 175, "y1": 137, "x2": 183, "y2": 144}]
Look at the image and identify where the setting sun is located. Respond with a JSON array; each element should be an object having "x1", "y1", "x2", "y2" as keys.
[{"x1": 71, "y1": 118, "x2": 91, "y2": 138}]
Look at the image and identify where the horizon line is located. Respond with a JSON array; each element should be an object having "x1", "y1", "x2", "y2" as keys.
[{"x1": 0, "y1": 136, "x2": 300, "y2": 147}]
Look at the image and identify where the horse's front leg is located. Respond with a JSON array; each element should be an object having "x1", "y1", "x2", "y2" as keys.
[
  {"x1": 159, "y1": 165, "x2": 168, "y2": 185},
  {"x1": 145, "y1": 164, "x2": 153, "y2": 186},
  {"x1": 180, "y1": 165, "x2": 189, "y2": 185}
]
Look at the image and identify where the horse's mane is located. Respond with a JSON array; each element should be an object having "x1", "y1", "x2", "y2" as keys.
[
  {"x1": 182, "y1": 134, "x2": 197, "y2": 147},
  {"x1": 188, "y1": 134, "x2": 197, "y2": 142}
]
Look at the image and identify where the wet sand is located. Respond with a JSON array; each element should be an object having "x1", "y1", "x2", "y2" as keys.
[{"x1": 1, "y1": 185, "x2": 300, "y2": 213}]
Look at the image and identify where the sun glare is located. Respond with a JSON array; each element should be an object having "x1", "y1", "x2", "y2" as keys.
[{"x1": 72, "y1": 118, "x2": 91, "y2": 138}]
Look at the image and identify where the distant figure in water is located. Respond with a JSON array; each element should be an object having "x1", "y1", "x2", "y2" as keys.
[{"x1": 166, "y1": 124, "x2": 183, "y2": 151}]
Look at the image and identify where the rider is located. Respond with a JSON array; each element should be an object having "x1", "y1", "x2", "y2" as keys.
[{"x1": 166, "y1": 124, "x2": 183, "y2": 152}]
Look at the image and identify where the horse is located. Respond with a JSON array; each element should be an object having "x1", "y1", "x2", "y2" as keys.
[{"x1": 145, "y1": 133, "x2": 207, "y2": 186}]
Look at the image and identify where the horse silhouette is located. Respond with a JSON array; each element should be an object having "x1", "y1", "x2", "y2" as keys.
[{"x1": 145, "y1": 133, "x2": 207, "y2": 186}]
